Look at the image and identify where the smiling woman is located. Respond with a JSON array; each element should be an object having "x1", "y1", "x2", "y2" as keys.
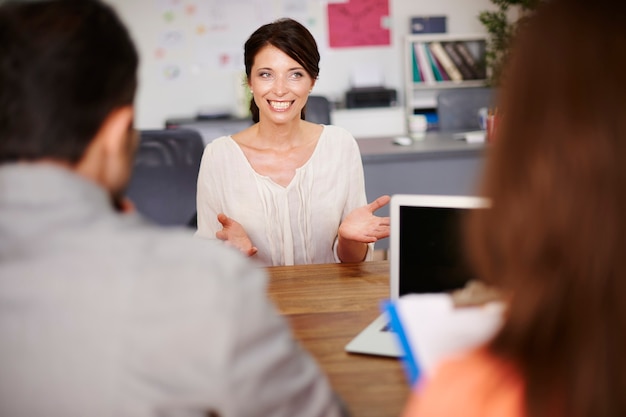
[{"x1": 195, "y1": 18, "x2": 391, "y2": 266}]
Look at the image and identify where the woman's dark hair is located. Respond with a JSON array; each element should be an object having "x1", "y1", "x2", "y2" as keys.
[
  {"x1": 0, "y1": 0, "x2": 138, "y2": 164},
  {"x1": 244, "y1": 18, "x2": 320, "y2": 123},
  {"x1": 465, "y1": 0, "x2": 626, "y2": 416}
]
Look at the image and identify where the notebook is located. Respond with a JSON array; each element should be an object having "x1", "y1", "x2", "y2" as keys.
[
  {"x1": 344, "y1": 194, "x2": 490, "y2": 357},
  {"x1": 386, "y1": 292, "x2": 504, "y2": 385}
]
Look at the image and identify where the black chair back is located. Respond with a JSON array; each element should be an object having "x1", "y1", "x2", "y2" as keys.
[
  {"x1": 126, "y1": 129, "x2": 204, "y2": 227},
  {"x1": 305, "y1": 95, "x2": 331, "y2": 125}
]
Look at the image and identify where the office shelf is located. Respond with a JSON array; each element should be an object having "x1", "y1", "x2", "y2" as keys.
[{"x1": 404, "y1": 33, "x2": 488, "y2": 126}]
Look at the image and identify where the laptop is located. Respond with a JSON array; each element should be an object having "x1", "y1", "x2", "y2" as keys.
[{"x1": 344, "y1": 194, "x2": 490, "y2": 357}]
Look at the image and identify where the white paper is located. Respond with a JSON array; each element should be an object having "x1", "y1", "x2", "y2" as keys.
[
  {"x1": 396, "y1": 293, "x2": 504, "y2": 376},
  {"x1": 453, "y1": 130, "x2": 486, "y2": 143},
  {"x1": 465, "y1": 131, "x2": 486, "y2": 143}
]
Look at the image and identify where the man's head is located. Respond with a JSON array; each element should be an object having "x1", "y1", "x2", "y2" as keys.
[{"x1": 0, "y1": 0, "x2": 139, "y2": 198}]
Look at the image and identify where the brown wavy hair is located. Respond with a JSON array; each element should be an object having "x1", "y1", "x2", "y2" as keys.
[{"x1": 466, "y1": 1, "x2": 626, "y2": 416}]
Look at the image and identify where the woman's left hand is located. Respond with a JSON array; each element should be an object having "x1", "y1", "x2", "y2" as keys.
[{"x1": 339, "y1": 195, "x2": 391, "y2": 243}]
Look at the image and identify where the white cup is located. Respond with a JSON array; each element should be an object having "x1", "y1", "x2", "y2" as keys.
[{"x1": 409, "y1": 114, "x2": 428, "y2": 139}]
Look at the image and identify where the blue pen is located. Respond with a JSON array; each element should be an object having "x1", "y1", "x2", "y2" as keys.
[{"x1": 384, "y1": 301, "x2": 422, "y2": 387}]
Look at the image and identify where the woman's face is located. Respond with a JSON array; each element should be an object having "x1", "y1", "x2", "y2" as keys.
[{"x1": 249, "y1": 44, "x2": 315, "y2": 125}]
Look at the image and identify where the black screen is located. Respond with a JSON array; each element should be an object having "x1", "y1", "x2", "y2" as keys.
[{"x1": 398, "y1": 206, "x2": 476, "y2": 295}]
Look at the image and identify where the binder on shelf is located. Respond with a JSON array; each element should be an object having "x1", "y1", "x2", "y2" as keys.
[
  {"x1": 428, "y1": 41, "x2": 463, "y2": 82},
  {"x1": 453, "y1": 41, "x2": 486, "y2": 80},
  {"x1": 434, "y1": 54, "x2": 450, "y2": 81},
  {"x1": 443, "y1": 42, "x2": 476, "y2": 80},
  {"x1": 412, "y1": 46, "x2": 422, "y2": 82},
  {"x1": 414, "y1": 42, "x2": 436, "y2": 84},
  {"x1": 425, "y1": 46, "x2": 447, "y2": 82}
]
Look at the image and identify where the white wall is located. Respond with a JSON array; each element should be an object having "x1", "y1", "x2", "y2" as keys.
[{"x1": 108, "y1": 0, "x2": 496, "y2": 129}]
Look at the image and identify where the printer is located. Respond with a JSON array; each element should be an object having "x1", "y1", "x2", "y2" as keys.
[{"x1": 345, "y1": 87, "x2": 398, "y2": 109}]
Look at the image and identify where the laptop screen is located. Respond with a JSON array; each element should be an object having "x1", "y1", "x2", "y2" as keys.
[
  {"x1": 389, "y1": 195, "x2": 490, "y2": 299},
  {"x1": 399, "y1": 205, "x2": 475, "y2": 295}
]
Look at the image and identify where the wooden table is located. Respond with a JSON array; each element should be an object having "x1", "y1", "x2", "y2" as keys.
[{"x1": 265, "y1": 261, "x2": 410, "y2": 417}]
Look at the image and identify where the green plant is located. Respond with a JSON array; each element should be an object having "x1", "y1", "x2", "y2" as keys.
[{"x1": 479, "y1": 0, "x2": 542, "y2": 86}]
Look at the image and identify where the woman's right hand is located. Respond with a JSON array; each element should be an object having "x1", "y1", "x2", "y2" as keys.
[{"x1": 215, "y1": 213, "x2": 258, "y2": 257}]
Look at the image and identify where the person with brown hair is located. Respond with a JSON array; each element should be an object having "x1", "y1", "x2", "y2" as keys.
[
  {"x1": 402, "y1": 0, "x2": 626, "y2": 416},
  {"x1": 196, "y1": 18, "x2": 390, "y2": 266}
]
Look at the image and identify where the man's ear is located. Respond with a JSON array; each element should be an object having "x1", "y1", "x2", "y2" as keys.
[
  {"x1": 98, "y1": 106, "x2": 134, "y2": 156},
  {"x1": 75, "y1": 105, "x2": 135, "y2": 191}
]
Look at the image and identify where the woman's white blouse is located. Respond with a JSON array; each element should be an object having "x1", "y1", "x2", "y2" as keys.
[{"x1": 195, "y1": 125, "x2": 373, "y2": 266}]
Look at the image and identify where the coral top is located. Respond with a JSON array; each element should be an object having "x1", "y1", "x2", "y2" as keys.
[{"x1": 402, "y1": 348, "x2": 525, "y2": 417}]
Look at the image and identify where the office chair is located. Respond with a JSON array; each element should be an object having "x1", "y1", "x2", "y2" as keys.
[
  {"x1": 436, "y1": 87, "x2": 494, "y2": 131},
  {"x1": 126, "y1": 129, "x2": 204, "y2": 228},
  {"x1": 304, "y1": 95, "x2": 331, "y2": 125}
]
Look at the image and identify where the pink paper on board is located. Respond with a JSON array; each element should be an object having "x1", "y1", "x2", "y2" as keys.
[{"x1": 327, "y1": 0, "x2": 390, "y2": 48}]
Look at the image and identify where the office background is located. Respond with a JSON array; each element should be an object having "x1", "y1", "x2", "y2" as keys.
[{"x1": 108, "y1": 0, "x2": 496, "y2": 130}]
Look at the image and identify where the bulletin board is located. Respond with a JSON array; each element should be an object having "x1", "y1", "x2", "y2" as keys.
[
  {"x1": 131, "y1": 0, "x2": 391, "y2": 81},
  {"x1": 150, "y1": 0, "x2": 325, "y2": 79}
]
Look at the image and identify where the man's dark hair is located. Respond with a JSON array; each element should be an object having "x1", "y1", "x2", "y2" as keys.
[{"x1": 0, "y1": 0, "x2": 139, "y2": 164}]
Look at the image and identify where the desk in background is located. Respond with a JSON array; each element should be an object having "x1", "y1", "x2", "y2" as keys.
[
  {"x1": 166, "y1": 106, "x2": 406, "y2": 144},
  {"x1": 265, "y1": 261, "x2": 409, "y2": 417},
  {"x1": 359, "y1": 132, "x2": 486, "y2": 250}
]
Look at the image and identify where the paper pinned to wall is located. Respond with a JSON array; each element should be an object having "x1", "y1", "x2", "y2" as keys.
[{"x1": 327, "y1": 0, "x2": 390, "y2": 48}]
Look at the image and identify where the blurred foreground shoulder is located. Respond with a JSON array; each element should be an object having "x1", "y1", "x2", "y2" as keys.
[{"x1": 124, "y1": 226, "x2": 348, "y2": 416}]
